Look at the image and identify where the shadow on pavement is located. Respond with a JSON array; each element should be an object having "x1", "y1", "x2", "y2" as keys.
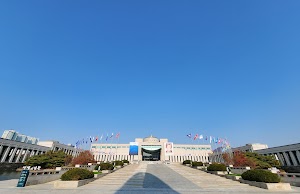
[{"x1": 115, "y1": 172, "x2": 180, "y2": 194}]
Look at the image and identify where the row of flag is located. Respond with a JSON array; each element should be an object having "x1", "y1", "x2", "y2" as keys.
[
  {"x1": 186, "y1": 133, "x2": 231, "y2": 150},
  {"x1": 75, "y1": 132, "x2": 120, "y2": 148}
]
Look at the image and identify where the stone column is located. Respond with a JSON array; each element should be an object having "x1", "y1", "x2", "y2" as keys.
[
  {"x1": 283, "y1": 152, "x2": 292, "y2": 166},
  {"x1": 277, "y1": 153, "x2": 286, "y2": 166},
  {"x1": 296, "y1": 151, "x2": 300, "y2": 164},
  {"x1": 8, "y1": 148, "x2": 18, "y2": 163},
  {"x1": 1, "y1": 146, "x2": 11, "y2": 162},
  {"x1": 0, "y1": 145, "x2": 4, "y2": 156},
  {"x1": 22, "y1": 150, "x2": 30, "y2": 163},
  {"x1": 289, "y1": 151, "x2": 298, "y2": 166},
  {"x1": 15, "y1": 149, "x2": 24, "y2": 163}
]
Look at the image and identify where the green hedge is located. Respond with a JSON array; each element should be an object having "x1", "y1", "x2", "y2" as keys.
[
  {"x1": 207, "y1": 163, "x2": 226, "y2": 171},
  {"x1": 61, "y1": 168, "x2": 94, "y2": 181},
  {"x1": 94, "y1": 164, "x2": 100, "y2": 170},
  {"x1": 183, "y1": 160, "x2": 192, "y2": 165},
  {"x1": 241, "y1": 169, "x2": 280, "y2": 183},
  {"x1": 122, "y1": 160, "x2": 129, "y2": 164},
  {"x1": 192, "y1": 161, "x2": 203, "y2": 167},
  {"x1": 100, "y1": 163, "x2": 114, "y2": 170},
  {"x1": 114, "y1": 160, "x2": 124, "y2": 166}
]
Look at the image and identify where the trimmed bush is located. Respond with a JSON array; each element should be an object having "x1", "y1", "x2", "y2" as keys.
[
  {"x1": 122, "y1": 160, "x2": 129, "y2": 164},
  {"x1": 192, "y1": 161, "x2": 203, "y2": 167},
  {"x1": 114, "y1": 160, "x2": 124, "y2": 166},
  {"x1": 207, "y1": 163, "x2": 226, "y2": 171},
  {"x1": 241, "y1": 169, "x2": 280, "y2": 183},
  {"x1": 100, "y1": 163, "x2": 114, "y2": 170},
  {"x1": 61, "y1": 168, "x2": 94, "y2": 181},
  {"x1": 183, "y1": 160, "x2": 192, "y2": 165},
  {"x1": 94, "y1": 164, "x2": 100, "y2": 170}
]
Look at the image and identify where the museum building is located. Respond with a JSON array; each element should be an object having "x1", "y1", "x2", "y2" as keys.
[{"x1": 90, "y1": 135, "x2": 212, "y2": 163}]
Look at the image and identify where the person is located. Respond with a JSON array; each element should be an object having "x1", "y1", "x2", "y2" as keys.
[{"x1": 166, "y1": 143, "x2": 173, "y2": 153}]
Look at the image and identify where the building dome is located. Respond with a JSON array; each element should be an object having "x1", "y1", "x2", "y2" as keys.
[{"x1": 143, "y1": 135, "x2": 159, "y2": 143}]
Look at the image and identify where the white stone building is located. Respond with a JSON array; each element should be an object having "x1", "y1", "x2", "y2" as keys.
[{"x1": 91, "y1": 135, "x2": 212, "y2": 163}]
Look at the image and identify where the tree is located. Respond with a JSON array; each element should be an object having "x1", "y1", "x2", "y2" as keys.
[
  {"x1": 71, "y1": 151, "x2": 95, "y2": 165},
  {"x1": 233, "y1": 151, "x2": 256, "y2": 168},
  {"x1": 222, "y1": 152, "x2": 234, "y2": 165},
  {"x1": 24, "y1": 150, "x2": 72, "y2": 169}
]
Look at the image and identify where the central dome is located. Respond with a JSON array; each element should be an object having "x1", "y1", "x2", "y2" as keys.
[{"x1": 143, "y1": 135, "x2": 159, "y2": 143}]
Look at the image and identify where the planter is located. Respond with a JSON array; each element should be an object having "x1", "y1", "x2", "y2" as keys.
[
  {"x1": 124, "y1": 163, "x2": 128, "y2": 166},
  {"x1": 195, "y1": 166, "x2": 205, "y2": 170},
  {"x1": 240, "y1": 179, "x2": 291, "y2": 190},
  {"x1": 208, "y1": 171, "x2": 227, "y2": 175},
  {"x1": 54, "y1": 178, "x2": 94, "y2": 188},
  {"x1": 225, "y1": 175, "x2": 241, "y2": 181},
  {"x1": 115, "y1": 165, "x2": 122, "y2": 169},
  {"x1": 101, "y1": 170, "x2": 112, "y2": 174},
  {"x1": 185, "y1": 164, "x2": 191, "y2": 167}
]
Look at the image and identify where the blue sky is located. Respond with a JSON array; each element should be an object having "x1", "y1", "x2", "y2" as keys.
[{"x1": 0, "y1": 1, "x2": 299, "y2": 148}]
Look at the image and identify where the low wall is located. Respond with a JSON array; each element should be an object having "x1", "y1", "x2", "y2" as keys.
[
  {"x1": 25, "y1": 164, "x2": 96, "y2": 186},
  {"x1": 230, "y1": 167, "x2": 250, "y2": 174},
  {"x1": 279, "y1": 173, "x2": 300, "y2": 187},
  {"x1": 0, "y1": 163, "x2": 24, "y2": 171},
  {"x1": 26, "y1": 170, "x2": 65, "y2": 186}
]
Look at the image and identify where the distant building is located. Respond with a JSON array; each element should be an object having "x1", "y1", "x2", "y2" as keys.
[
  {"x1": 1, "y1": 130, "x2": 38, "y2": 145},
  {"x1": 209, "y1": 143, "x2": 268, "y2": 163}
]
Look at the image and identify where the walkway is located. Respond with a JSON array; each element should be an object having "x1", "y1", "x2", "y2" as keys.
[{"x1": 0, "y1": 163, "x2": 300, "y2": 194}]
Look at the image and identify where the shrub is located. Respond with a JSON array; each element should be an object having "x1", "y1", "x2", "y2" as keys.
[
  {"x1": 100, "y1": 163, "x2": 114, "y2": 170},
  {"x1": 122, "y1": 160, "x2": 129, "y2": 164},
  {"x1": 94, "y1": 164, "x2": 100, "y2": 170},
  {"x1": 192, "y1": 161, "x2": 203, "y2": 167},
  {"x1": 61, "y1": 168, "x2": 94, "y2": 181},
  {"x1": 114, "y1": 160, "x2": 124, "y2": 166},
  {"x1": 183, "y1": 160, "x2": 192, "y2": 165},
  {"x1": 241, "y1": 169, "x2": 280, "y2": 183},
  {"x1": 207, "y1": 163, "x2": 226, "y2": 171}
]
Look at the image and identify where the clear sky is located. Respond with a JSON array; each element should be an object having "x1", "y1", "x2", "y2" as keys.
[{"x1": 0, "y1": 1, "x2": 300, "y2": 148}]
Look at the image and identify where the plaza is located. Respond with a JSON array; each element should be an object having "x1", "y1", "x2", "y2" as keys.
[{"x1": 1, "y1": 162, "x2": 300, "y2": 194}]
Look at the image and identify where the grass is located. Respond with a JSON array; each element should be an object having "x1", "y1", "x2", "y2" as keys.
[{"x1": 93, "y1": 171, "x2": 102, "y2": 174}]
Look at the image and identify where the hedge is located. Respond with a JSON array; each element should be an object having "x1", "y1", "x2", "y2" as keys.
[
  {"x1": 122, "y1": 160, "x2": 129, "y2": 164},
  {"x1": 61, "y1": 168, "x2": 94, "y2": 181},
  {"x1": 241, "y1": 169, "x2": 280, "y2": 183},
  {"x1": 192, "y1": 161, "x2": 203, "y2": 167},
  {"x1": 100, "y1": 163, "x2": 114, "y2": 170},
  {"x1": 114, "y1": 160, "x2": 124, "y2": 166},
  {"x1": 94, "y1": 164, "x2": 100, "y2": 170},
  {"x1": 183, "y1": 160, "x2": 192, "y2": 165},
  {"x1": 207, "y1": 163, "x2": 226, "y2": 171}
]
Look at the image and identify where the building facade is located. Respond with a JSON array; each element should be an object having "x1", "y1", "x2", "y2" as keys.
[
  {"x1": 256, "y1": 143, "x2": 300, "y2": 167},
  {"x1": 91, "y1": 135, "x2": 212, "y2": 163},
  {"x1": 1, "y1": 130, "x2": 38, "y2": 145}
]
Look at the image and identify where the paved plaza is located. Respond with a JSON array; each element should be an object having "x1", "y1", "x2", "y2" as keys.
[{"x1": 0, "y1": 163, "x2": 300, "y2": 194}]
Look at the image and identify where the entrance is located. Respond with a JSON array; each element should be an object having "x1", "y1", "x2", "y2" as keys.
[{"x1": 141, "y1": 145, "x2": 161, "y2": 161}]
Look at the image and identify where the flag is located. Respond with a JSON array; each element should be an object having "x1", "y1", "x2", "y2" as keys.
[
  {"x1": 105, "y1": 134, "x2": 109, "y2": 141},
  {"x1": 89, "y1": 136, "x2": 93, "y2": 143},
  {"x1": 209, "y1": 136, "x2": 212, "y2": 143},
  {"x1": 95, "y1": 136, "x2": 98, "y2": 142},
  {"x1": 100, "y1": 134, "x2": 103, "y2": 141},
  {"x1": 110, "y1": 133, "x2": 114, "y2": 139},
  {"x1": 205, "y1": 136, "x2": 208, "y2": 141},
  {"x1": 116, "y1": 132, "x2": 120, "y2": 139},
  {"x1": 186, "y1": 133, "x2": 192, "y2": 138},
  {"x1": 193, "y1": 134, "x2": 198, "y2": 140},
  {"x1": 199, "y1": 135, "x2": 203, "y2": 139}
]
